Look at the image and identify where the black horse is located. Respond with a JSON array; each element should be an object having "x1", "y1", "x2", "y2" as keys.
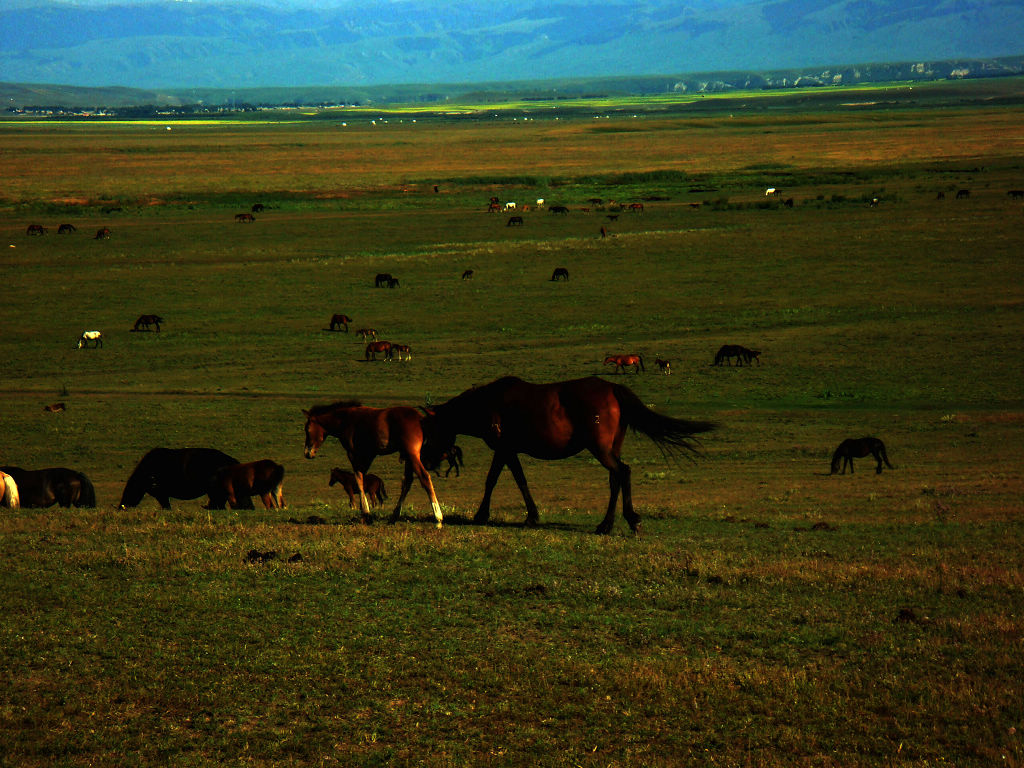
[
  {"x1": 119, "y1": 447, "x2": 251, "y2": 509},
  {"x1": 830, "y1": 437, "x2": 894, "y2": 475},
  {"x1": 0, "y1": 466, "x2": 96, "y2": 508},
  {"x1": 714, "y1": 344, "x2": 760, "y2": 366}
]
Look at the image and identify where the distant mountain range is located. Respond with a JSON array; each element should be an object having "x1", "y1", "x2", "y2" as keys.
[{"x1": 1, "y1": 0, "x2": 1022, "y2": 90}]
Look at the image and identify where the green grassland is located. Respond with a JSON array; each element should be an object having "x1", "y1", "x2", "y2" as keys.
[{"x1": 1, "y1": 89, "x2": 1023, "y2": 766}]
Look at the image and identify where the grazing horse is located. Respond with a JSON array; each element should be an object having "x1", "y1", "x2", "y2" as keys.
[
  {"x1": 830, "y1": 437, "x2": 894, "y2": 475},
  {"x1": 423, "y1": 376, "x2": 714, "y2": 534},
  {"x1": 365, "y1": 341, "x2": 393, "y2": 361},
  {"x1": 629, "y1": 202, "x2": 645, "y2": 213},
  {"x1": 1008, "y1": 190, "x2": 1024, "y2": 200},
  {"x1": 549, "y1": 205, "x2": 569, "y2": 215},
  {"x1": 462, "y1": 269, "x2": 474, "y2": 280},
  {"x1": 374, "y1": 273, "x2": 393, "y2": 288},
  {"x1": 0, "y1": 466, "x2": 95, "y2": 508},
  {"x1": 1, "y1": 471, "x2": 20, "y2": 508},
  {"x1": 765, "y1": 188, "x2": 781, "y2": 196},
  {"x1": 386, "y1": 277, "x2": 400, "y2": 288},
  {"x1": 487, "y1": 202, "x2": 501, "y2": 212},
  {"x1": 357, "y1": 328, "x2": 379, "y2": 341},
  {"x1": 330, "y1": 469, "x2": 388, "y2": 509},
  {"x1": 208, "y1": 460, "x2": 286, "y2": 510},
  {"x1": 43, "y1": 402, "x2": 66, "y2": 413},
  {"x1": 57, "y1": 223, "x2": 77, "y2": 234},
  {"x1": 329, "y1": 313, "x2": 352, "y2": 332},
  {"x1": 26, "y1": 224, "x2": 46, "y2": 236},
  {"x1": 503, "y1": 202, "x2": 516, "y2": 212},
  {"x1": 427, "y1": 444, "x2": 464, "y2": 478},
  {"x1": 251, "y1": 203, "x2": 265, "y2": 213},
  {"x1": 655, "y1": 358, "x2": 672, "y2": 375},
  {"x1": 550, "y1": 267, "x2": 569, "y2": 281},
  {"x1": 94, "y1": 227, "x2": 111, "y2": 239},
  {"x1": 132, "y1": 314, "x2": 163, "y2": 332},
  {"x1": 955, "y1": 189, "x2": 970, "y2": 199},
  {"x1": 604, "y1": 354, "x2": 645, "y2": 374},
  {"x1": 77, "y1": 331, "x2": 103, "y2": 349},
  {"x1": 120, "y1": 447, "x2": 249, "y2": 509},
  {"x1": 302, "y1": 401, "x2": 443, "y2": 527},
  {"x1": 235, "y1": 212, "x2": 255, "y2": 222},
  {"x1": 506, "y1": 216, "x2": 524, "y2": 226},
  {"x1": 391, "y1": 344, "x2": 411, "y2": 361},
  {"x1": 714, "y1": 344, "x2": 759, "y2": 366}
]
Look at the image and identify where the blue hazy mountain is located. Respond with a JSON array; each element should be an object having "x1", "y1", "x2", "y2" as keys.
[{"x1": 1, "y1": 0, "x2": 1021, "y2": 88}]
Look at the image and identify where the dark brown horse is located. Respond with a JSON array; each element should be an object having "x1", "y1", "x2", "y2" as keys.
[
  {"x1": 209, "y1": 460, "x2": 286, "y2": 509},
  {"x1": 132, "y1": 314, "x2": 163, "y2": 332},
  {"x1": 422, "y1": 376, "x2": 714, "y2": 534},
  {"x1": 0, "y1": 466, "x2": 96, "y2": 508},
  {"x1": 120, "y1": 447, "x2": 248, "y2": 509},
  {"x1": 714, "y1": 344, "x2": 760, "y2": 366},
  {"x1": 235, "y1": 212, "x2": 255, "y2": 222},
  {"x1": 830, "y1": 437, "x2": 894, "y2": 475},
  {"x1": 330, "y1": 469, "x2": 388, "y2": 508},
  {"x1": 604, "y1": 354, "x2": 644, "y2": 374},
  {"x1": 550, "y1": 267, "x2": 569, "y2": 281},
  {"x1": 303, "y1": 401, "x2": 443, "y2": 527},
  {"x1": 329, "y1": 313, "x2": 352, "y2": 332}
]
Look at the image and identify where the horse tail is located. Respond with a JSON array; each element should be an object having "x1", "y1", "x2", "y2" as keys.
[
  {"x1": 613, "y1": 384, "x2": 714, "y2": 461},
  {"x1": 638, "y1": 355, "x2": 645, "y2": 372},
  {"x1": 878, "y1": 441, "x2": 894, "y2": 469},
  {"x1": 76, "y1": 473, "x2": 97, "y2": 507},
  {"x1": 2, "y1": 475, "x2": 20, "y2": 508}
]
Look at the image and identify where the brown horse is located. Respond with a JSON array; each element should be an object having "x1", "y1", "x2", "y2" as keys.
[
  {"x1": 234, "y1": 212, "x2": 255, "y2": 223},
  {"x1": 329, "y1": 469, "x2": 388, "y2": 508},
  {"x1": 391, "y1": 343, "x2": 411, "y2": 361},
  {"x1": 303, "y1": 401, "x2": 443, "y2": 527},
  {"x1": 329, "y1": 313, "x2": 352, "y2": 332},
  {"x1": 357, "y1": 328, "x2": 379, "y2": 341},
  {"x1": 132, "y1": 314, "x2": 163, "y2": 332},
  {"x1": 94, "y1": 227, "x2": 111, "y2": 239},
  {"x1": 830, "y1": 437, "x2": 894, "y2": 475},
  {"x1": 208, "y1": 459, "x2": 285, "y2": 509},
  {"x1": 422, "y1": 376, "x2": 714, "y2": 534},
  {"x1": 604, "y1": 354, "x2": 644, "y2": 374},
  {"x1": 365, "y1": 341, "x2": 392, "y2": 361},
  {"x1": 655, "y1": 358, "x2": 672, "y2": 375}
]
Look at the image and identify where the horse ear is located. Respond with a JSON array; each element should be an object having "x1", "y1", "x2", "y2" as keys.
[{"x1": 302, "y1": 409, "x2": 310, "y2": 418}]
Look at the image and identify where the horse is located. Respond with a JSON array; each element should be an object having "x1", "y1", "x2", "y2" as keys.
[
  {"x1": 956, "y1": 189, "x2": 970, "y2": 200},
  {"x1": 365, "y1": 341, "x2": 393, "y2": 361},
  {"x1": 655, "y1": 358, "x2": 672, "y2": 375},
  {"x1": 94, "y1": 227, "x2": 111, "y2": 239},
  {"x1": 251, "y1": 203, "x2": 265, "y2": 213},
  {"x1": 765, "y1": 188, "x2": 781, "y2": 197},
  {"x1": 604, "y1": 354, "x2": 645, "y2": 374},
  {"x1": 132, "y1": 314, "x2": 163, "y2": 332},
  {"x1": 506, "y1": 216, "x2": 524, "y2": 226},
  {"x1": 549, "y1": 205, "x2": 569, "y2": 215},
  {"x1": 391, "y1": 344, "x2": 411, "y2": 361},
  {"x1": 1008, "y1": 190, "x2": 1024, "y2": 200},
  {"x1": 77, "y1": 331, "x2": 103, "y2": 349},
  {"x1": 428, "y1": 444, "x2": 463, "y2": 478},
  {"x1": 0, "y1": 466, "x2": 95, "y2": 508},
  {"x1": 302, "y1": 401, "x2": 443, "y2": 527},
  {"x1": 119, "y1": 447, "x2": 249, "y2": 509},
  {"x1": 713, "y1": 344, "x2": 759, "y2": 366},
  {"x1": 629, "y1": 202, "x2": 645, "y2": 213},
  {"x1": 487, "y1": 202, "x2": 501, "y2": 213},
  {"x1": 57, "y1": 223, "x2": 77, "y2": 234},
  {"x1": 830, "y1": 437, "x2": 894, "y2": 475},
  {"x1": 208, "y1": 460, "x2": 285, "y2": 510},
  {"x1": 387, "y1": 277, "x2": 400, "y2": 288},
  {"x1": 374, "y1": 273, "x2": 393, "y2": 288},
  {"x1": 422, "y1": 376, "x2": 714, "y2": 534},
  {"x1": 329, "y1": 469, "x2": 388, "y2": 508},
  {"x1": 43, "y1": 402, "x2": 66, "y2": 413},
  {"x1": 357, "y1": 328, "x2": 379, "y2": 341},
  {"x1": 550, "y1": 267, "x2": 569, "y2": 281},
  {"x1": 0, "y1": 471, "x2": 20, "y2": 508},
  {"x1": 26, "y1": 224, "x2": 46, "y2": 236},
  {"x1": 329, "y1": 313, "x2": 352, "y2": 332},
  {"x1": 234, "y1": 212, "x2": 255, "y2": 223},
  {"x1": 503, "y1": 202, "x2": 516, "y2": 212},
  {"x1": 462, "y1": 270, "x2": 474, "y2": 280}
]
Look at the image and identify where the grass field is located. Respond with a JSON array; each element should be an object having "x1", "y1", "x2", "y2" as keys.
[{"x1": 1, "y1": 84, "x2": 1023, "y2": 766}]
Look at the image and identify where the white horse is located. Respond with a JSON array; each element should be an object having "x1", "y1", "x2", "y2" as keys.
[
  {"x1": 77, "y1": 330, "x2": 103, "y2": 349},
  {"x1": 0, "y1": 471, "x2": 20, "y2": 508},
  {"x1": 503, "y1": 202, "x2": 516, "y2": 212},
  {"x1": 765, "y1": 187, "x2": 780, "y2": 196}
]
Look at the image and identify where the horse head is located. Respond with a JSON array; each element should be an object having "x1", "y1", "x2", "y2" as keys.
[{"x1": 302, "y1": 410, "x2": 327, "y2": 459}]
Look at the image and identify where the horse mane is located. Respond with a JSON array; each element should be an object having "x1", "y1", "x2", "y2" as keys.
[{"x1": 308, "y1": 400, "x2": 362, "y2": 416}]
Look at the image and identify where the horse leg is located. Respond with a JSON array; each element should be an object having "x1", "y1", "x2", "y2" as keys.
[
  {"x1": 595, "y1": 456, "x2": 636, "y2": 535},
  {"x1": 474, "y1": 453, "x2": 508, "y2": 524},
  {"x1": 404, "y1": 455, "x2": 443, "y2": 529},
  {"x1": 505, "y1": 454, "x2": 541, "y2": 527}
]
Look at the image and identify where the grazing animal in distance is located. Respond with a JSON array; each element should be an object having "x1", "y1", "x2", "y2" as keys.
[
  {"x1": 0, "y1": 466, "x2": 95, "y2": 508},
  {"x1": 330, "y1": 469, "x2": 388, "y2": 508},
  {"x1": 955, "y1": 189, "x2": 970, "y2": 199},
  {"x1": 503, "y1": 202, "x2": 516, "y2": 212},
  {"x1": 365, "y1": 341, "x2": 393, "y2": 361},
  {"x1": 119, "y1": 447, "x2": 249, "y2": 510},
  {"x1": 0, "y1": 471, "x2": 20, "y2": 508},
  {"x1": 43, "y1": 402, "x2": 66, "y2": 413},
  {"x1": 506, "y1": 215, "x2": 524, "y2": 226},
  {"x1": 251, "y1": 203, "x2": 265, "y2": 213},
  {"x1": 234, "y1": 212, "x2": 255, "y2": 223},
  {"x1": 132, "y1": 314, "x2": 163, "y2": 332},
  {"x1": 329, "y1": 313, "x2": 352, "y2": 332},
  {"x1": 391, "y1": 343, "x2": 411, "y2": 361},
  {"x1": 462, "y1": 269, "x2": 474, "y2": 280},
  {"x1": 604, "y1": 354, "x2": 645, "y2": 374},
  {"x1": 549, "y1": 205, "x2": 569, "y2": 215},
  {"x1": 428, "y1": 444, "x2": 464, "y2": 478},
  {"x1": 830, "y1": 437, "x2": 894, "y2": 475},
  {"x1": 94, "y1": 227, "x2": 111, "y2": 239},
  {"x1": 629, "y1": 202, "x2": 644, "y2": 212},
  {"x1": 655, "y1": 358, "x2": 672, "y2": 375},
  {"x1": 357, "y1": 328, "x2": 379, "y2": 341},
  {"x1": 208, "y1": 460, "x2": 285, "y2": 510},
  {"x1": 422, "y1": 376, "x2": 714, "y2": 534},
  {"x1": 550, "y1": 267, "x2": 569, "y2": 281},
  {"x1": 765, "y1": 188, "x2": 781, "y2": 197},
  {"x1": 1008, "y1": 190, "x2": 1024, "y2": 200},
  {"x1": 374, "y1": 273, "x2": 393, "y2": 288},
  {"x1": 386, "y1": 277, "x2": 400, "y2": 288},
  {"x1": 57, "y1": 223, "x2": 77, "y2": 234},
  {"x1": 26, "y1": 224, "x2": 46, "y2": 236},
  {"x1": 713, "y1": 344, "x2": 759, "y2": 366},
  {"x1": 303, "y1": 401, "x2": 444, "y2": 527},
  {"x1": 77, "y1": 331, "x2": 103, "y2": 349}
]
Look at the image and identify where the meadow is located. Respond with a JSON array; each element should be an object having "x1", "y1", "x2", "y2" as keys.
[{"x1": 1, "y1": 88, "x2": 1023, "y2": 766}]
